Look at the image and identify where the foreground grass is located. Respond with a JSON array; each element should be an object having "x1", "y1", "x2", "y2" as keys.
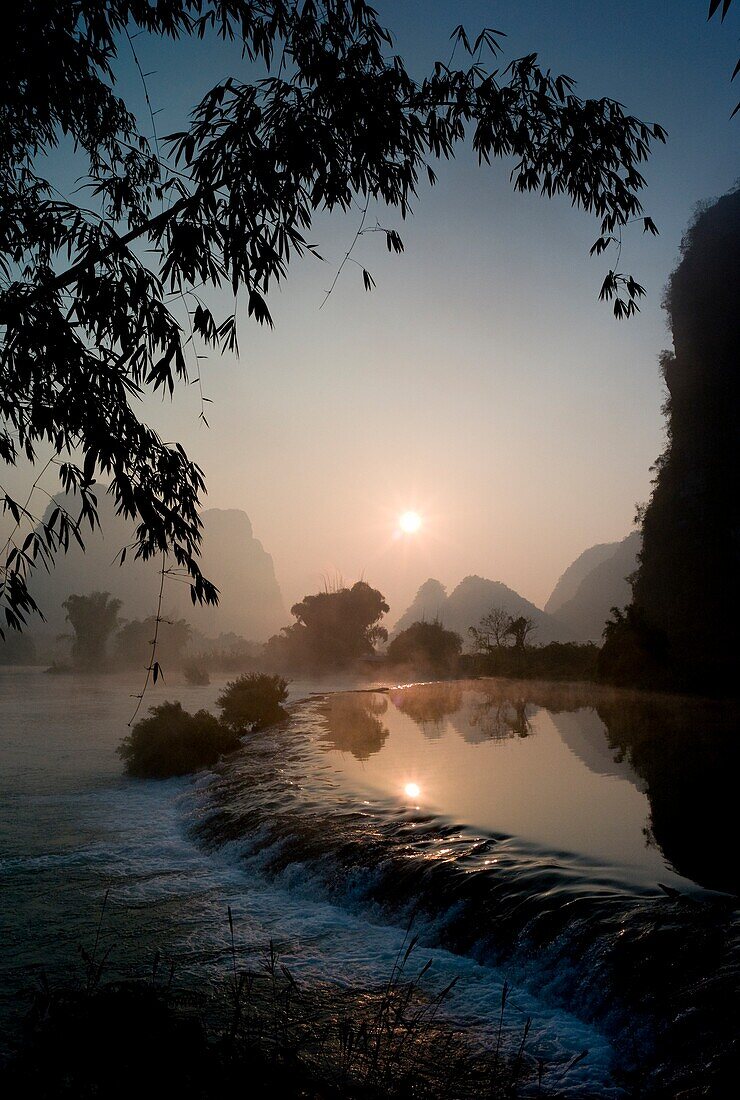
[{"x1": 2, "y1": 912, "x2": 577, "y2": 1099}]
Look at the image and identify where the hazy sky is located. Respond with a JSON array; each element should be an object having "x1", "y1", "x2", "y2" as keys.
[{"x1": 7, "y1": 1, "x2": 740, "y2": 621}]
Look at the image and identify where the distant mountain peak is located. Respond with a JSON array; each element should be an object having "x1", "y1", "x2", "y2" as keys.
[
  {"x1": 415, "y1": 577, "x2": 447, "y2": 600},
  {"x1": 545, "y1": 539, "x2": 625, "y2": 616},
  {"x1": 392, "y1": 573, "x2": 575, "y2": 645},
  {"x1": 202, "y1": 507, "x2": 254, "y2": 540},
  {"x1": 454, "y1": 575, "x2": 520, "y2": 599},
  {"x1": 392, "y1": 578, "x2": 448, "y2": 635}
]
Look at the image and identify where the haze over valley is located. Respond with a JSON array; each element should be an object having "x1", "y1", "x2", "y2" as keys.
[{"x1": 1, "y1": 485, "x2": 640, "y2": 664}]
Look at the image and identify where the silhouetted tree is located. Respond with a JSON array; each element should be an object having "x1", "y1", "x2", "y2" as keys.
[
  {"x1": 114, "y1": 615, "x2": 192, "y2": 670},
  {"x1": 505, "y1": 615, "x2": 536, "y2": 650},
  {"x1": 469, "y1": 606, "x2": 511, "y2": 652},
  {"x1": 62, "y1": 591, "x2": 122, "y2": 669},
  {"x1": 386, "y1": 619, "x2": 462, "y2": 674},
  {"x1": 1, "y1": 1, "x2": 666, "y2": 638},
  {"x1": 600, "y1": 188, "x2": 740, "y2": 692},
  {"x1": 265, "y1": 581, "x2": 388, "y2": 671}
]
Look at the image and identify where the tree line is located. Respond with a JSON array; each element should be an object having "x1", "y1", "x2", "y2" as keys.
[{"x1": 47, "y1": 582, "x2": 598, "y2": 684}]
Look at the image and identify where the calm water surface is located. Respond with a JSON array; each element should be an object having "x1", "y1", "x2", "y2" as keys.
[
  {"x1": 320, "y1": 686, "x2": 674, "y2": 885},
  {"x1": 1, "y1": 670, "x2": 738, "y2": 1096}
]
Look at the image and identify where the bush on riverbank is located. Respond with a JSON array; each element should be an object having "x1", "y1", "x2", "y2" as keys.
[
  {"x1": 118, "y1": 701, "x2": 240, "y2": 778},
  {"x1": 386, "y1": 620, "x2": 463, "y2": 675},
  {"x1": 118, "y1": 674, "x2": 289, "y2": 778},
  {"x1": 216, "y1": 673, "x2": 288, "y2": 731},
  {"x1": 183, "y1": 661, "x2": 210, "y2": 685}
]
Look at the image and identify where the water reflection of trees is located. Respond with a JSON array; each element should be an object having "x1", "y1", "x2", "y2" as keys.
[
  {"x1": 467, "y1": 694, "x2": 532, "y2": 742},
  {"x1": 322, "y1": 680, "x2": 740, "y2": 894},
  {"x1": 481, "y1": 681, "x2": 740, "y2": 894},
  {"x1": 502, "y1": 683, "x2": 740, "y2": 894},
  {"x1": 390, "y1": 682, "x2": 463, "y2": 739},
  {"x1": 320, "y1": 692, "x2": 390, "y2": 761},
  {"x1": 390, "y1": 680, "x2": 534, "y2": 743}
]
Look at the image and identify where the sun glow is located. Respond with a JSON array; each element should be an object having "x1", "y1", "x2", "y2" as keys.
[
  {"x1": 399, "y1": 511, "x2": 422, "y2": 534},
  {"x1": 404, "y1": 782, "x2": 421, "y2": 800}
]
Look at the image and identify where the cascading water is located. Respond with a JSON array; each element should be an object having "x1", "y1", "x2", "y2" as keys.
[{"x1": 193, "y1": 686, "x2": 740, "y2": 1097}]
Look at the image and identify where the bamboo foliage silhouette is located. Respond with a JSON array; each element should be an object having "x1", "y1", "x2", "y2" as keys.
[{"x1": 2, "y1": 1, "x2": 667, "y2": 636}]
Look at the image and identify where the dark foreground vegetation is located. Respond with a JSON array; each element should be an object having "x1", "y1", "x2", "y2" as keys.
[
  {"x1": 118, "y1": 701, "x2": 239, "y2": 779},
  {"x1": 118, "y1": 674, "x2": 288, "y2": 778},
  {"x1": 2, "y1": 924, "x2": 556, "y2": 1100}
]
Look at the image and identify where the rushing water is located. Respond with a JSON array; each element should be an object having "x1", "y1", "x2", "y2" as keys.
[{"x1": 1, "y1": 669, "x2": 738, "y2": 1095}]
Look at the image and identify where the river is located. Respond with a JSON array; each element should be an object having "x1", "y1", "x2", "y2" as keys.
[{"x1": 1, "y1": 669, "x2": 737, "y2": 1095}]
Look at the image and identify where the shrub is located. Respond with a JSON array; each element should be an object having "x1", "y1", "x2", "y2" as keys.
[
  {"x1": 216, "y1": 673, "x2": 289, "y2": 732},
  {"x1": 386, "y1": 619, "x2": 462, "y2": 673},
  {"x1": 183, "y1": 661, "x2": 210, "y2": 686},
  {"x1": 118, "y1": 701, "x2": 240, "y2": 778}
]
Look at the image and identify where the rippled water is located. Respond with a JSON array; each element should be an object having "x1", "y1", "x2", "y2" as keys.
[{"x1": 1, "y1": 670, "x2": 738, "y2": 1096}]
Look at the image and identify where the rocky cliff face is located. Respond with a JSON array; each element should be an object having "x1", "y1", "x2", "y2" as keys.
[
  {"x1": 545, "y1": 540, "x2": 626, "y2": 617},
  {"x1": 627, "y1": 190, "x2": 740, "y2": 688},
  {"x1": 180, "y1": 508, "x2": 286, "y2": 640},
  {"x1": 391, "y1": 579, "x2": 448, "y2": 636},
  {"x1": 392, "y1": 575, "x2": 575, "y2": 646},
  {"x1": 547, "y1": 532, "x2": 640, "y2": 643},
  {"x1": 24, "y1": 490, "x2": 286, "y2": 645}
]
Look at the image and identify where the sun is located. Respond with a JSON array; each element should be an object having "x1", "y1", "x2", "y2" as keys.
[
  {"x1": 399, "y1": 511, "x2": 422, "y2": 534},
  {"x1": 404, "y1": 782, "x2": 421, "y2": 800}
]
